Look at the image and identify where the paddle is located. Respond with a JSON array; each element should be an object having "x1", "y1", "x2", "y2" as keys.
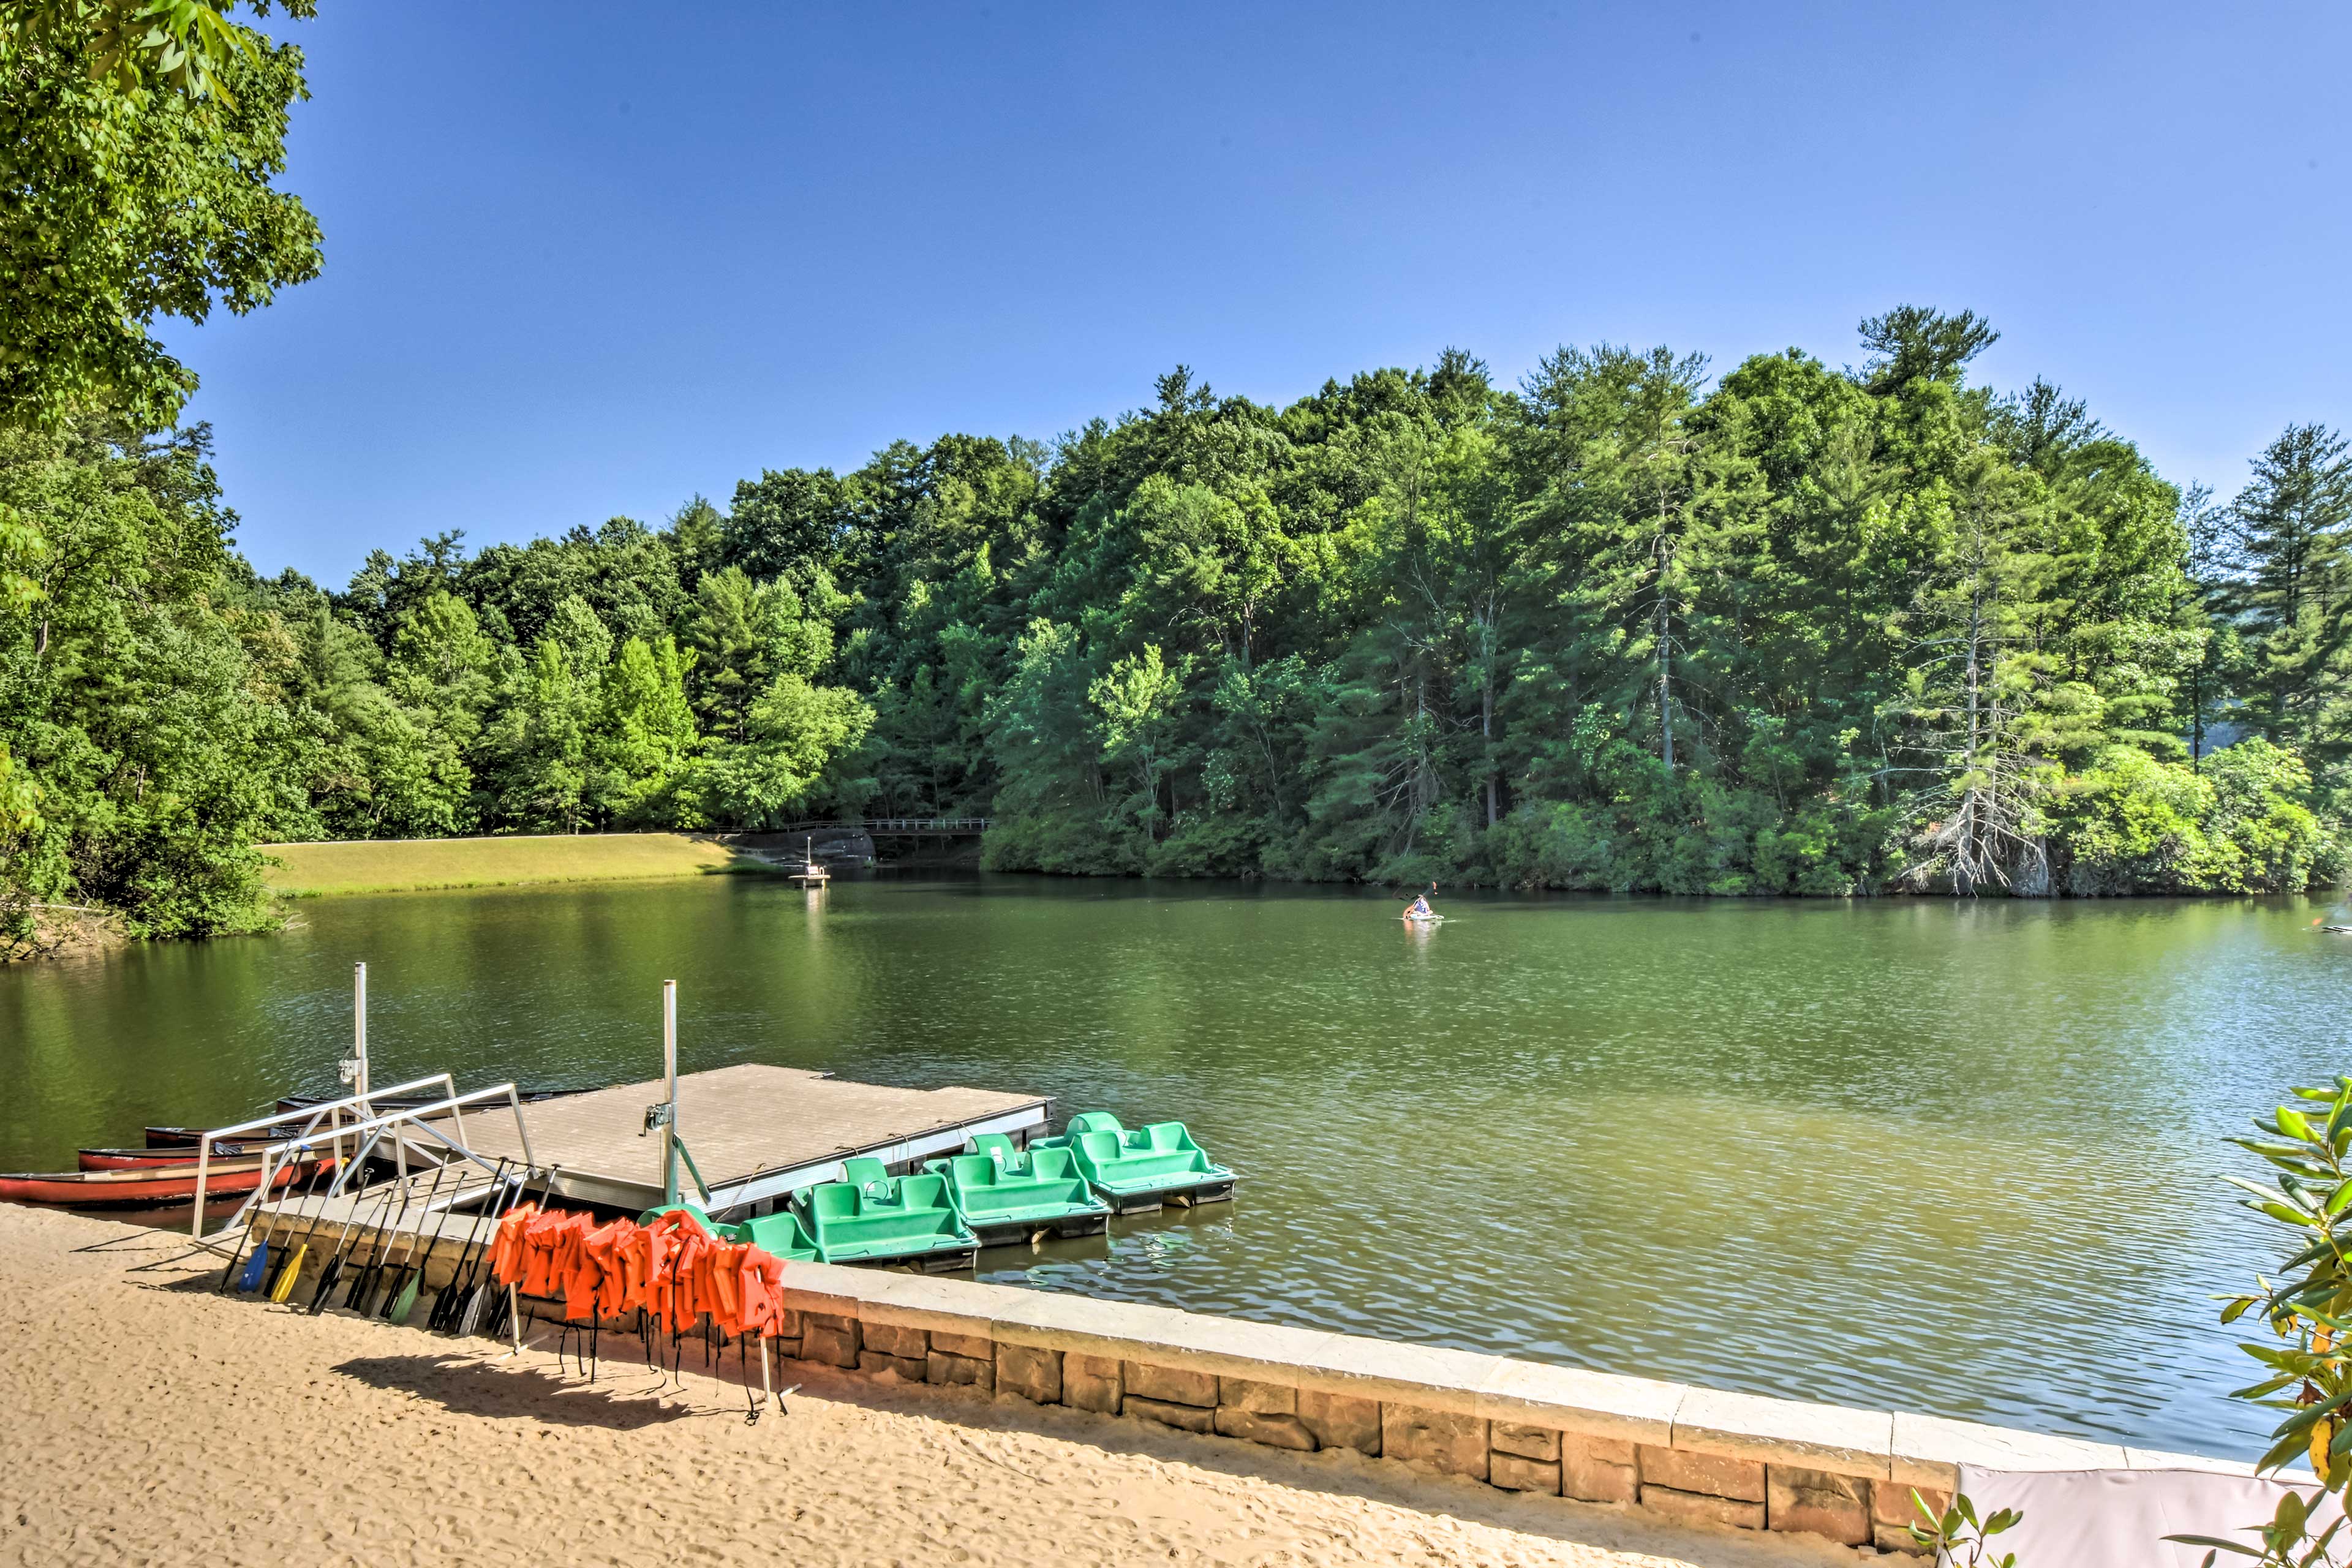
[
  {"x1": 428, "y1": 1159, "x2": 513, "y2": 1332},
  {"x1": 341, "y1": 1165, "x2": 418, "y2": 1313},
  {"x1": 220, "y1": 1144, "x2": 293, "y2": 1293},
  {"x1": 450, "y1": 1171, "x2": 531, "y2": 1338},
  {"x1": 260, "y1": 1146, "x2": 336, "y2": 1301},
  {"x1": 380, "y1": 1154, "x2": 459, "y2": 1324},
  {"x1": 304, "y1": 1127, "x2": 393, "y2": 1314},
  {"x1": 475, "y1": 1163, "x2": 560, "y2": 1341}
]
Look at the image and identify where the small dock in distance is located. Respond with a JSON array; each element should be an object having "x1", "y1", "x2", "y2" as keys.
[{"x1": 453, "y1": 1063, "x2": 1049, "y2": 1214}]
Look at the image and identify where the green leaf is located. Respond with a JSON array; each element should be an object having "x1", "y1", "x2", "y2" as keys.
[{"x1": 2279, "y1": 1106, "x2": 2316, "y2": 1142}]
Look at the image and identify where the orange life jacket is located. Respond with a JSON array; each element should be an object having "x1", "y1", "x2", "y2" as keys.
[
  {"x1": 519, "y1": 1208, "x2": 571, "y2": 1297},
  {"x1": 707, "y1": 1240, "x2": 745, "y2": 1336},
  {"x1": 583, "y1": 1219, "x2": 630, "y2": 1319},
  {"x1": 738, "y1": 1246, "x2": 786, "y2": 1337},
  {"x1": 488, "y1": 1204, "x2": 538, "y2": 1286}
]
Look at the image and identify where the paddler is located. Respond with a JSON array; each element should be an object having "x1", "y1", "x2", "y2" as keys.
[{"x1": 1403, "y1": 883, "x2": 1436, "y2": 919}]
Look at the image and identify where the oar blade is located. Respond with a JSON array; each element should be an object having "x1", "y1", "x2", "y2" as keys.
[
  {"x1": 235, "y1": 1242, "x2": 270, "y2": 1294},
  {"x1": 267, "y1": 1244, "x2": 307, "y2": 1303}
]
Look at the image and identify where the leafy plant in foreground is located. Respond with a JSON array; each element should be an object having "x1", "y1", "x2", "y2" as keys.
[
  {"x1": 1909, "y1": 1490, "x2": 2019, "y2": 1564},
  {"x1": 2172, "y1": 1079, "x2": 2352, "y2": 1565}
]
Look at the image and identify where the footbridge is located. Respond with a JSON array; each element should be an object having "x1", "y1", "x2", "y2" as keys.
[{"x1": 772, "y1": 817, "x2": 992, "y2": 837}]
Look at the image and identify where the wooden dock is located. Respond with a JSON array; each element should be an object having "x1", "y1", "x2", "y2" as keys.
[{"x1": 451, "y1": 1063, "x2": 1049, "y2": 1213}]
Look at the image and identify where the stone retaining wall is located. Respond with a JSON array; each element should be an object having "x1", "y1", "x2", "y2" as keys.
[
  {"x1": 255, "y1": 1220, "x2": 2250, "y2": 1555},
  {"x1": 765, "y1": 1263, "x2": 2248, "y2": 1555}
]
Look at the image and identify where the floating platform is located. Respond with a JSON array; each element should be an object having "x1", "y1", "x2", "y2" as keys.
[{"x1": 458, "y1": 1063, "x2": 1050, "y2": 1216}]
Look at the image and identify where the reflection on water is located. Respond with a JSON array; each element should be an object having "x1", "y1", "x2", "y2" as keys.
[{"x1": 2, "y1": 874, "x2": 2335, "y2": 1457}]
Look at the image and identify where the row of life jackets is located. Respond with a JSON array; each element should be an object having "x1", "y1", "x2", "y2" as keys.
[{"x1": 488, "y1": 1203, "x2": 788, "y2": 1339}]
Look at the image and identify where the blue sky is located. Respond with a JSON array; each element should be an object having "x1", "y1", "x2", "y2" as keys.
[{"x1": 171, "y1": 2, "x2": 2351, "y2": 585}]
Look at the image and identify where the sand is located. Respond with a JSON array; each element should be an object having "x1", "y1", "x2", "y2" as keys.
[{"x1": 0, "y1": 1207, "x2": 1868, "y2": 1568}]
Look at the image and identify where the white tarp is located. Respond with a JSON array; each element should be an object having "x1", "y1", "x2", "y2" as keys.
[{"x1": 1949, "y1": 1464, "x2": 2341, "y2": 1566}]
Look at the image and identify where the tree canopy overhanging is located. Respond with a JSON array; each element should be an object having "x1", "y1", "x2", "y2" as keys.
[{"x1": 6, "y1": 311, "x2": 2351, "y2": 944}]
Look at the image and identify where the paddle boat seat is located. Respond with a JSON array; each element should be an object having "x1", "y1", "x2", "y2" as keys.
[
  {"x1": 791, "y1": 1158, "x2": 978, "y2": 1268},
  {"x1": 922, "y1": 1140, "x2": 1110, "y2": 1243},
  {"x1": 1038, "y1": 1112, "x2": 1237, "y2": 1214}
]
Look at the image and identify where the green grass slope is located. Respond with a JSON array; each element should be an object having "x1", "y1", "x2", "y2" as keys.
[{"x1": 260, "y1": 833, "x2": 748, "y2": 897}]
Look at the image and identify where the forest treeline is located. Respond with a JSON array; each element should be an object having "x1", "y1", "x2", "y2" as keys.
[
  {"x1": 7, "y1": 307, "x2": 2351, "y2": 942},
  {"x1": 9, "y1": 7, "x2": 2346, "y2": 946}
]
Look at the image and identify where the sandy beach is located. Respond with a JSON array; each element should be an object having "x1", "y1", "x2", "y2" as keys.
[{"x1": 0, "y1": 1206, "x2": 1871, "y2": 1567}]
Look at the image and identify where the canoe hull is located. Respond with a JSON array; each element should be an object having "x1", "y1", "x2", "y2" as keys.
[
  {"x1": 0, "y1": 1155, "x2": 331, "y2": 1209},
  {"x1": 81, "y1": 1144, "x2": 258, "y2": 1170}
]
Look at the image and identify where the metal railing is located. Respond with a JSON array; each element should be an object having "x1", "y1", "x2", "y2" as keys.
[
  {"x1": 190, "y1": 1077, "x2": 537, "y2": 1249},
  {"x1": 766, "y1": 817, "x2": 992, "y2": 835}
]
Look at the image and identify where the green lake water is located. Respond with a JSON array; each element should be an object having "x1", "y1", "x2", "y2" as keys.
[{"x1": 2, "y1": 873, "x2": 2337, "y2": 1458}]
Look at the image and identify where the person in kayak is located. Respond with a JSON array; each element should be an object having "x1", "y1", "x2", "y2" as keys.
[{"x1": 1403, "y1": 884, "x2": 1436, "y2": 919}]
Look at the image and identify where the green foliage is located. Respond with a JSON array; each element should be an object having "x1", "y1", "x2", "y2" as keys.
[
  {"x1": 1909, "y1": 1489, "x2": 2019, "y2": 1566},
  {"x1": 0, "y1": 0, "x2": 322, "y2": 432},
  {"x1": 2181, "y1": 1079, "x2": 2352, "y2": 1566},
  {"x1": 18, "y1": 308, "x2": 2352, "y2": 943},
  {"x1": 2051, "y1": 739, "x2": 2327, "y2": 895},
  {"x1": 0, "y1": 423, "x2": 290, "y2": 935}
]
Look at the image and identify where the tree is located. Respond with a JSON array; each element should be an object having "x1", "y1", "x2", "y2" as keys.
[
  {"x1": 685, "y1": 565, "x2": 836, "y2": 741},
  {"x1": 0, "y1": 1, "x2": 323, "y2": 432},
  {"x1": 1891, "y1": 460, "x2": 2057, "y2": 895},
  {"x1": 723, "y1": 467, "x2": 850, "y2": 582},
  {"x1": 484, "y1": 637, "x2": 591, "y2": 832},
  {"x1": 1089, "y1": 643, "x2": 1185, "y2": 840},
  {"x1": 1857, "y1": 304, "x2": 1999, "y2": 393},
  {"x1": 684, "y1": 671, "x2": 872, "y2": 828},
  {"x1": 592, "y1": 634, "x2": 695, "y2": 824},
  {"x1": 2230, "y1": 424, "x2": 2352, "y2": 752},
  {"x1": 0, "y1": 422, "x2": 295, "y2": 934}
]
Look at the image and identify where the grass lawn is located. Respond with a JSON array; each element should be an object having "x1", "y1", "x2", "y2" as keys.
[{"x1": 260, "y1": 833, "x2": 748, "y2": 897}]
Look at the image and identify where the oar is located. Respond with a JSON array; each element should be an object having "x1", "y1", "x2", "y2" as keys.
[
  {"x1": 454, "y1": 1167, "x2": 531, "y2": 1337},
  {"x1": 221, "y1": 1145, "x2": 284, "y2": 1294},
  {"x1": 303, "y1": 1126, "x2": 391, "y2": 1313},
  {"x1": 310, "y1": 1164, "x2": 398, "y2": 1314},
  {"x1": 343, "y1": 1165, "x2": 420, "y2": 1314},
  {"x1": 429, "y1": 1159, "x2": 512, "y2": 1331},
  {"x1": 380, "y1": 1154, "x2": 459, "y2": 1325},
  {"x1": 357, "y1": 1158, "x2": 438, "y2": 1318},
  {"x1": 450, "y1": 1170, "x2": 530, "y2": 1338},
  {"x1": 262, "y1": 1145, "x2": 336, "y2": 1301},
  {"x1": 477, "y1": 1163, "x2": 560, "y2": 1341}
]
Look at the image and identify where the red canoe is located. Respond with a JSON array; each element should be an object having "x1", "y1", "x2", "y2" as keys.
[
  {"x1": 0, "y1": 1154, "x2": 333, "y2": 1208},
  {"x1": 80, "y1": 1144, "x2": 264, "y2": 1170},
  {"x1": 144, "y1": 1123, "x2": 311, "y2": 1149}
]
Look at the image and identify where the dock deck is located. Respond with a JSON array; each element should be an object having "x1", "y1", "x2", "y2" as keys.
[{"x1": 451, "y1": 1063, "x2": 1049, "y2": 1213}]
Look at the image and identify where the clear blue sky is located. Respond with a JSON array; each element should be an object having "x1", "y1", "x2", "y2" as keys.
[{"x1": 170, "y1": 1, "x2": 2351, "y2": 586}]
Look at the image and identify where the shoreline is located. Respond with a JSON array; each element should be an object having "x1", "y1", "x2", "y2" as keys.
[{"x1": 1, "y1": 1204, "x2": 1871, "y2": 1567}]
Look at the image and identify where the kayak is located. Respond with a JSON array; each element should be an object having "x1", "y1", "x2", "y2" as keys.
[
  {"x1": 1401, "y1": 913, "x2": 1444, "y2": 924},
  {"x1": 0, "y1": 1153, "x2": 333, "y2": 1208}
]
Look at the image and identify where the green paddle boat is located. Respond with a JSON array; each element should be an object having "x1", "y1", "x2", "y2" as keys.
[
  {"x1": 923, "y1": 1134, "x2": 1111, "y2": 1245},
  {"x1": 1035, "y1": 1112, "x2": 1237, "y2": 1215},
  {"x1": 790, "y1": 1158, "x2": 978, "y2": 1271}
]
